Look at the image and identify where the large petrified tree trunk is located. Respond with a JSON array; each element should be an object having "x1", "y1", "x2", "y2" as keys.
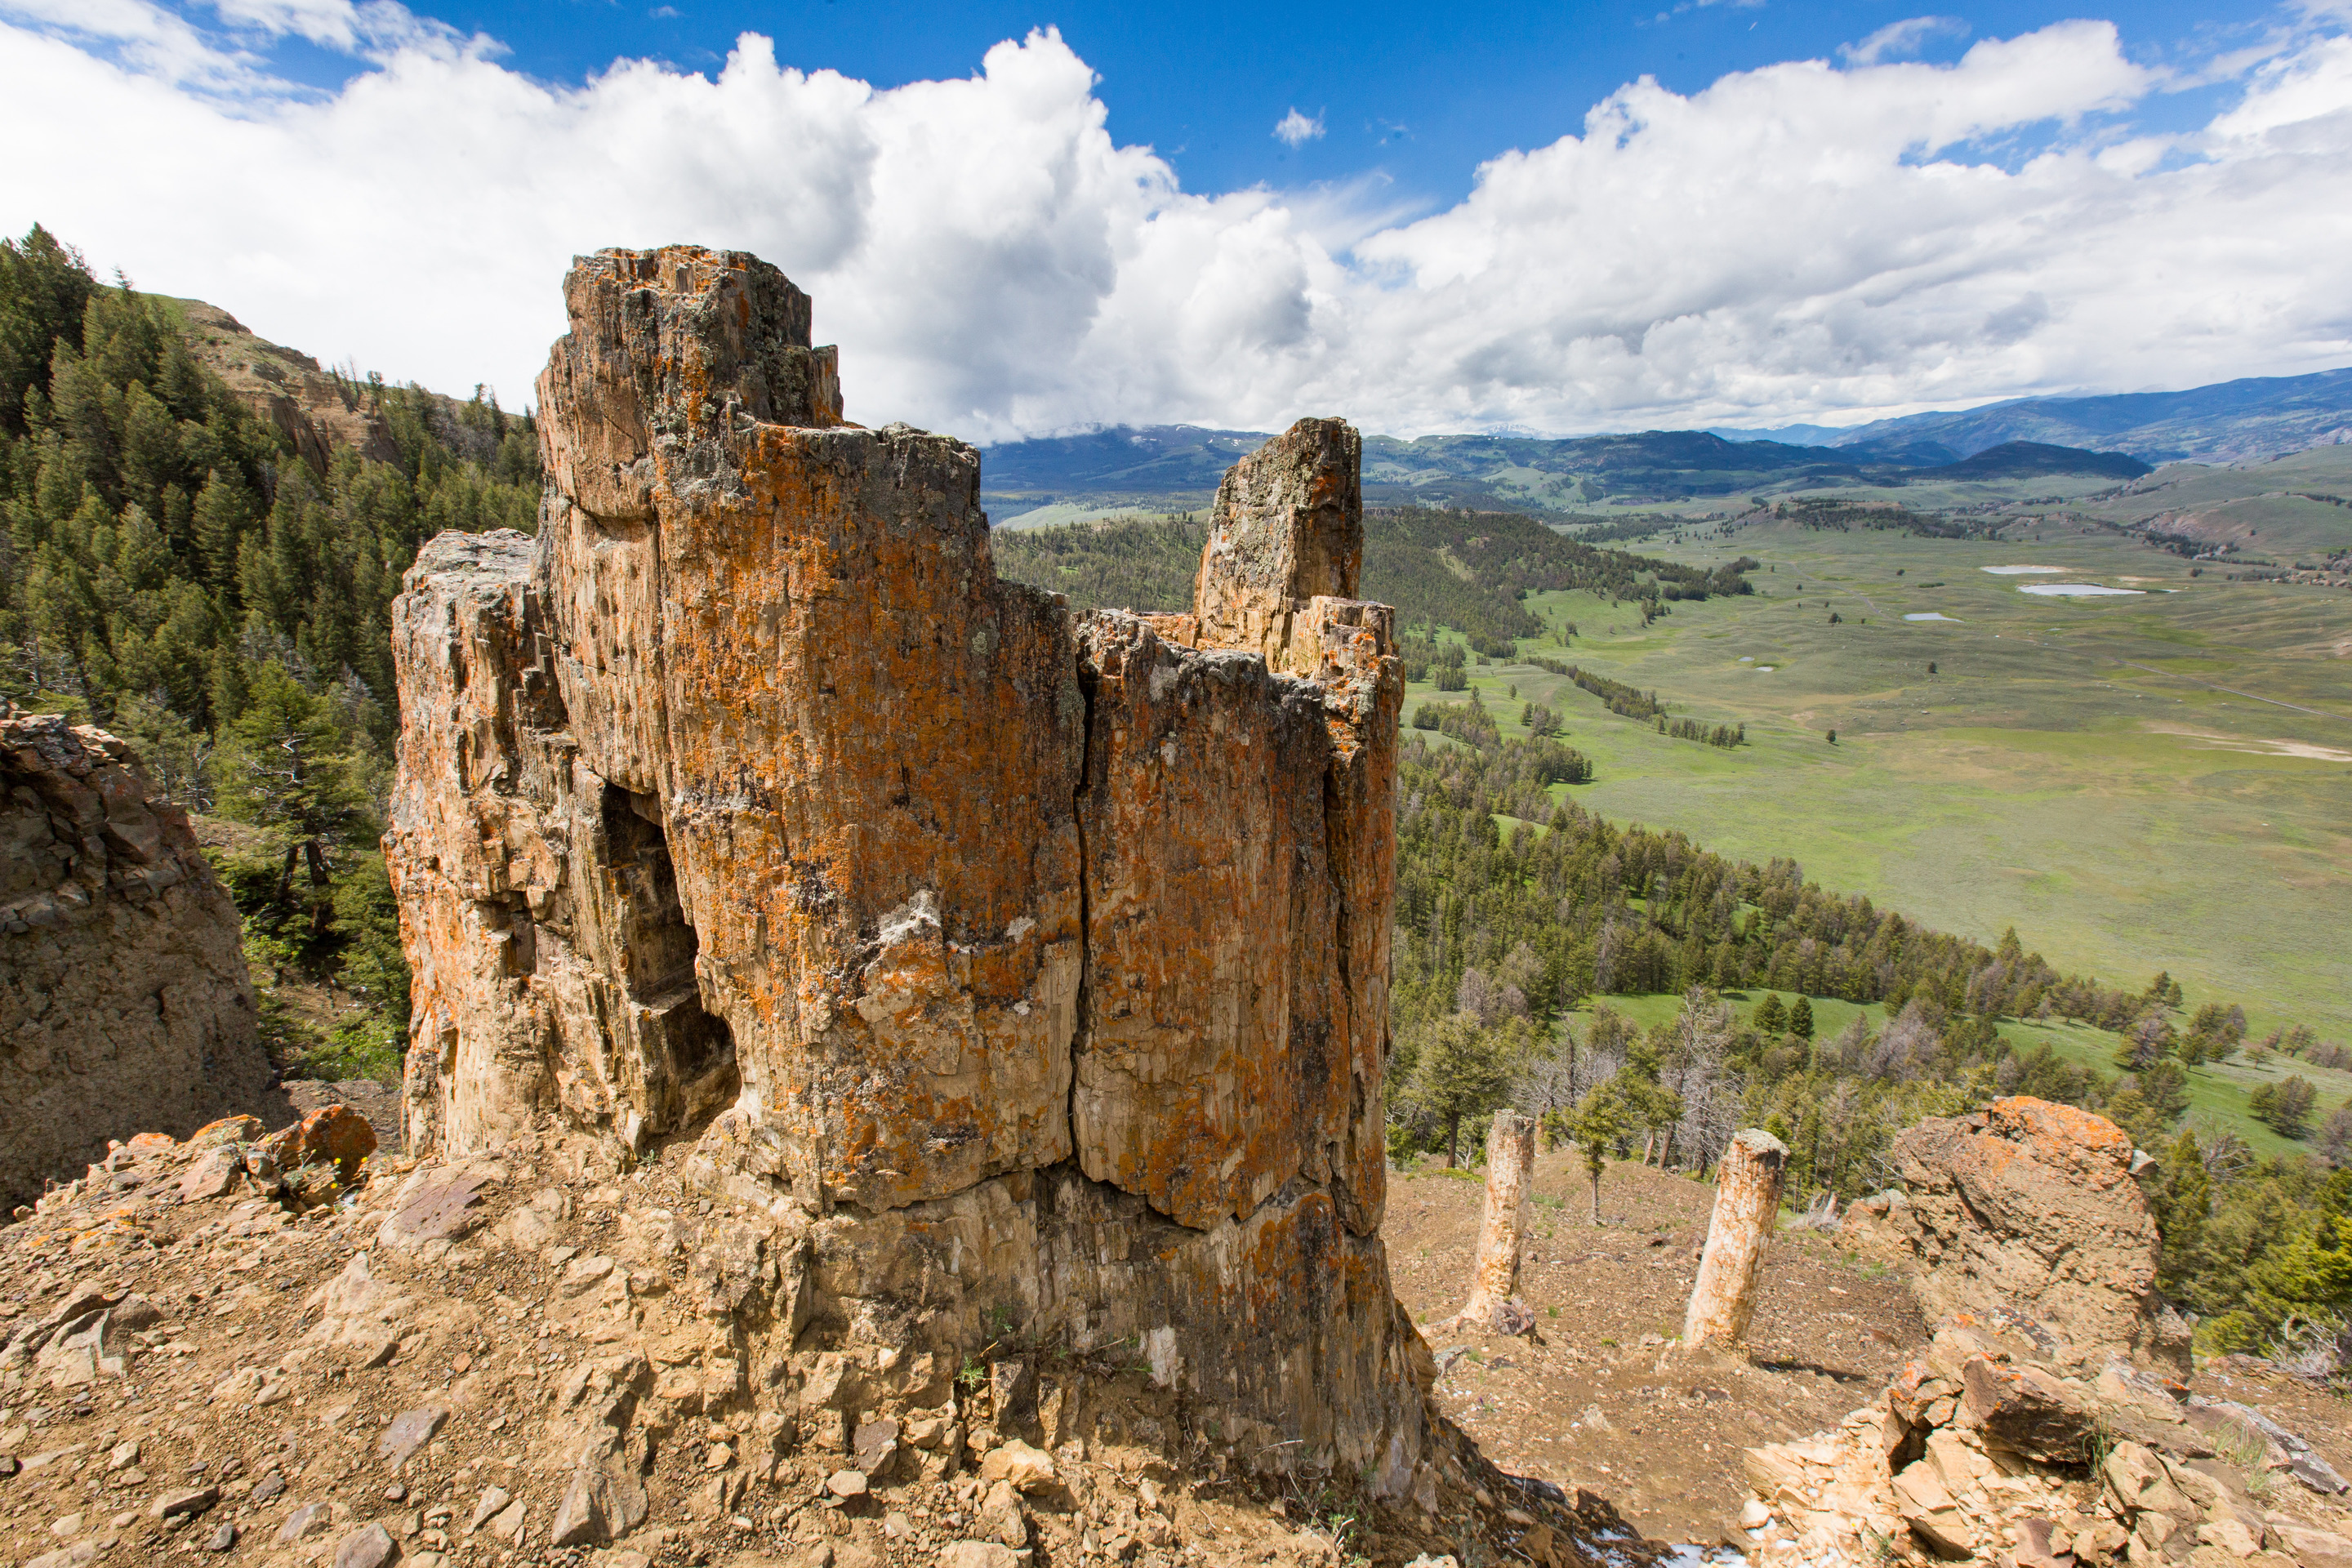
[
  {"x1": 385, "y1": 246, "x2": 1422, "y2": 1486},
  {"x1": 1682, "y1": 1127, "x2": 1788, "y2": 1350},
  {"x1": 1445, "y1": 1111, "x2": 1537, "y2": 1336}
]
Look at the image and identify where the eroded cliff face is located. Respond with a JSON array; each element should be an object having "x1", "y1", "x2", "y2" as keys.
[
  {"x1": 0, "y1": 713, "x2": 271, "y2": 1205},
  {"x1": 385, "y1": 245, "x2": 1418, "y2": 1483}
]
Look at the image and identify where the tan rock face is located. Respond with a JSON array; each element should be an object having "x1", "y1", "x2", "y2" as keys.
[
  {"x1": 0, "y1": 714, "x2": 271, "y2": 1205},
  {"x1": 1191, "y1": 418, "x2": 1365, "y2": 675},
  {"x1": 386, "y1": 244, "x2": 1417, "y2": 1476},
  {"x1": 1882, "y1": 1096, "x2": 2183, "y2": 1370},
  {"x1": 1072, "y1": 611, "x2": 1395, "y2": 1234}
]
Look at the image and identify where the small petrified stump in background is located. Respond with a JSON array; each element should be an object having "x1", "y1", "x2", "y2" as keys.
[
  {"x1": 1446, "y1": 1111, "x2": 1538, "y2": 1336},
  {"x1": 1683, "y1": 1128, "x2": 1788, "y2": 1351}
]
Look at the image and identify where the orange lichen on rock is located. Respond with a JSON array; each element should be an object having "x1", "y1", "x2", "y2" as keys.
[
  {"x1": 1873, "y1": 1095, "x2": 2185, "y2": 1372},
  {"x1": 261, "y1": 1104, "x2": 380, "y2": 1182},
  {"x1": 385, "y1": 245, "x2": 1424, "y2": 1481}
]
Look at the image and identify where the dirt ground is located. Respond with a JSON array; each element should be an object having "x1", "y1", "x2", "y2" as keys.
[{"x1": 1383, "y1": 1147, "x2": 1927, "y2": 1546}]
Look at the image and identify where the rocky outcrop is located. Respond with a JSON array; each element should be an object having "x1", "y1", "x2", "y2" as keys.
[
  {"x1": 176, "y1": 300, "x2": 406, "y2": 471},
  {"x1": 0, "y1": 713, "x2": 270, "y2": 1206},
  {"x1": 1844, "y1": 1097, "x2": 2186, "y2": 1373},
  {"x1": 1189, "y1": 417, "x2": 1366, "y2": 675},
  {"x1": 385, "y1": 246, "x2": 1417, "y2": 1485},
  {"x1": 1740, "y1": 1319, "x2": 2352, "y2": 1568}
]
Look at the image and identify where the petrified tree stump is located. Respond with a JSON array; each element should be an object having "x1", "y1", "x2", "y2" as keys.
[
  {"x1": 1682, "y1": 1128, "x2": 1788, "y2": 1350},
  {"x1": 1446, "y1": 1111, "x2": 1538, "y2": 1336},
  {"x1": 385, "y1": 246, "x2": 1421, "y2": 1483}
]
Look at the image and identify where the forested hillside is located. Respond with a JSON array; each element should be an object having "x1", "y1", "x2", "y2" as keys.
[
  {"x1": 987, "y1": 510, "x2": 1202, "y2": 612},
  {"x1": 0, "y1": 225, "x2": 539, "y2": 1076},
  {"x1": 990, "y1": 505, "x2": 1757, "y2": 654}
]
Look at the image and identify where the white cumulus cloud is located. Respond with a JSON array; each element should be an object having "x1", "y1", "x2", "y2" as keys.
[
  {"x1": 1, "y1": 2, "x2": 2349, "y2": 440},
  {"x1": 1273, "y1": 106, "x2": 1325, "y2": 147},
  {"x1": 1840, "y1": 16, "x2": 1971, "y2": 67}
]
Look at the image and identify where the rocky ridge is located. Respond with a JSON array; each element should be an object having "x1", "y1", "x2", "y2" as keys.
[{"x1": 167, "y1": 298, "x2": 499, "y2": 475}]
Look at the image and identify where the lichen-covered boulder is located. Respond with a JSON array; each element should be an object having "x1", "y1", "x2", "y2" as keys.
[{"x1": 1883, "y1": 1096, "x2": 2185, "y2": 1370}]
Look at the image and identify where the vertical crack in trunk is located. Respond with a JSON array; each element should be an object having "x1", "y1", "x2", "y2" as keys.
[
  {"x1": 1067, "y1": 645, "x2": 1101, "y2": 1169},
  {"x1": 388, "y1": 252, "x2": 1419, "y2": 1481}
]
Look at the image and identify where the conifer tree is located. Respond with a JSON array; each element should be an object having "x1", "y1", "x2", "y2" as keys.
[
  {"x1": 1408, "y1": 1015, "x2": 1512, "y2": 1168},
  {"x1": 192, "y1": 470, "x2": 253, "y2": 595},
  {"x1": 218, "y1": 660, "x2": 371, "y2": 933},
  {"x1": 1568, "y1": 1082, "x2": 1629, "y2": 1225},
  {"x1": 1788, "y1": 995, "x2": 1815, "y2": 1040}
]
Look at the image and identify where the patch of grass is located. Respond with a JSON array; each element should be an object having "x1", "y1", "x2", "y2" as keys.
[
  {"x1": 2208, "y1": 1419, "x2": 2272, "y2": 1490},
  {"x1": 285, "y1": 1019, "x2": 403, "y2": 1085}
]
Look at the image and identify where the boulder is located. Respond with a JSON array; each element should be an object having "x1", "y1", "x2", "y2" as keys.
[
  {"x1": 975, "y1": 1479, "x2": 1029, "y2": 1548},
  {"x1": 550, "y1": 1431, "x2": 648, "y2": 1546},
  {"x1": 0, "y1": 714, "x2": 272, "y2": 1205},
  {"x1": 942, "y1": 1544, "x2": 1022, "y2": 1568},
  {"x1": 261, "y1": 1105, "x2": 379, "y2": 1182},
  {"x1": 1886, "y1": 1097, "x2": 2183, "y2": 1370},
  {"x1": 978, "y1": 1439, "x2": 1056, "y2": 1494}
]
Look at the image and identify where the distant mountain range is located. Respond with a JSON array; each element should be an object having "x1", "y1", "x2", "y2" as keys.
[
  {"x1": 981, "y1": 427, "x2": 2156, "y2": 516},
  {"x1": 979, "y1": 365, "x2": 2351, "y2": 519},
  {"x1": 1711, "y1": 366, "x2": 2352, "y2": 467}
]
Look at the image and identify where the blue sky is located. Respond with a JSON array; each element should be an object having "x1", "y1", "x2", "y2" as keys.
[
  {"x1": 2, "y1": 0, "x2": 2346, "y2": 439},
  {"x1": 260, "y1": 0, "x2": 2265, "y2": 210}
]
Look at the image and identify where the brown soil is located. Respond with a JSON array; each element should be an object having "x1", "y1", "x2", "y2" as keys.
[{"x1": 1383, "y1": 1148, "x2": 1927, "y2": 1546}]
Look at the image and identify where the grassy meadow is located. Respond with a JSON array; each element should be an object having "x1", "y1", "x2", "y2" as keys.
[{"x1": 1409, "y1": 509, "x2": 2352, "y2": 1045}]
